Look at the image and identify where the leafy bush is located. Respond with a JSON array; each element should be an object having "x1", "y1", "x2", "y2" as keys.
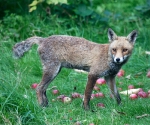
[
  {"x1": 135, "y1": 0, "x2": 150, "y2": 17},
  {"x1": 0, "y1": 0, "x2": 32, "y2": 18},
  {"x1": 29, "y1": 0, "x2": 67, "y2": 12},
  {"x1": 28, "y1": 0, "x2": 109, "y2": 24}
]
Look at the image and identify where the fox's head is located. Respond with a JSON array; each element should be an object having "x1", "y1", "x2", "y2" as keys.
[{"x1": 108, "y1": 28, "x2": 138, "y2": 64}]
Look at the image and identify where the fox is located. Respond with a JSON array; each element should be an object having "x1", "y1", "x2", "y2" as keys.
[{"x1": 13, "y1": 28, "x2": 138, "y2": 110}]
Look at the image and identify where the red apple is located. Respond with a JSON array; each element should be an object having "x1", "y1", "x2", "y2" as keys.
[
  {"x1": 57, "y1": 95, "x2": 66, "y2": 100},
  {"x1": 93, "y1": 86, "x2": 100, "y2": 91},
  {"x1": 95, "y1": 93, "x2": 99, "y2": 97},
  {"x1": 91, "y1": 93, "x2": 95, "y2": 97},
  {"x1": 120, "y1": 69, "x2": 125, "y2": 74},
  {"x1": 138, "y1": 91, "x2": 148, "y2": 98},
  {"x1": 117, "y1": 72, "x2": 123, "y2": 77},
  {"x1": 52, "y1": 89, "x2": 59, "y2": 95},
  {"x1": 91, "y1": 94, "x2": 95, "y2": 99},
  {"x1": 96, "y1": 78, "x2": 106, "y2": 85},
  {"x1": 146, "y1": 70, "x2": 150, "y2": 78},
  {"x1": 97, "y1": 103, "x2": 105, "y2": 108},
  {"x1": 89, "y1": 123, "x2": 94, "y2": 125},
  {"x1": 137, "y1": 91, "x2": 143, "y2": 97},
  {"x1": 71, "y1": 92, "x2": 80, "y2": 98},
  {"x1": 95, "y1": 92, "x2": 105, "y2": 98},
  {"x1": 117, "y1": 69, "x2": 125, "y2": 77},
  {"x1": 148, "y1": 90, "x2": 150, "y2": 94},
  {"x1": 31, "y1": 83, "x2": 38, "y2": 89},
  {"x1": 130, "y1": 94, "x2": 138, "y2": 100},
  {"x1": 62, "y1": 97, "x2": 72, "y2": 103},
  {"x1": 148, "y1": 93, "x2": 150, "y2": 98},
  {"x1": 141, "y1": 92, "x2": 148, "y2": 98},
  {"x1": 139, "y1": 88, "x2": 143, "y2": 92},
  {"x1": 128, "y1": 85, "x2": 134, "y2": 89}
]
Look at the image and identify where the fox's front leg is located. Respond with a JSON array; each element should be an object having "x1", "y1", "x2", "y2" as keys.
[
  {"x1": 83, "y1": 74, "x2": 97, "y2": 110},
  {"x1": 105, "y1": 75, "x2": 121, "y2": 104}
]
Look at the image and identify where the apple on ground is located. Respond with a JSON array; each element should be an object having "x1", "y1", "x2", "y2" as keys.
[
  {"x1": 117, "y1": 69, "x2": 125, "y2": 77},
  {"x1": 71, "y1": 92, "x2": 81, "y2": 98},
  {"x1": 97, "y1": 103, "x2": 105, "y2": 108},
  {"x1": 91, "y1": 93, "x2": 95, "y2": 97},
  {"x1": 52, "y1": 89, "x2": 59, "y2": 95},
  {"x1": 96, "y1": 78, "x2": 106, "y2": 85},
  {"x1": 139, "y1": 88, "x2": 143, "y2": 92},
  {"x1": 31, "y1": 83, "x2": 38, "y2": 89},
  {"x1": 91, "y1": 94, "x2": 95, "y2": 99},
  {"x1": 95, "y1": 92, "x2": 105, "y2": 98},
  {"x1": 128, "y1": 85, "x2": 134, "y2": 89},
  {"x1": 93, "y1": 86, "x2": 100, "y2": 91},
  {"x1": 57, "y1": 95, "x2": 66, "y2": 100},
  {"x1": 62, "y1": 97, "x2": 72, "y2": 103},
  {"x1": 130, "y1": 94, "x2": 138, "y2": 100},
  {"x1": 137, "y1": 91, "x2": 148, "y2": 98}
]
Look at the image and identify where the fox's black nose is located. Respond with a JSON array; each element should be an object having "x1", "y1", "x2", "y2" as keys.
[{"x1": 116, "y1": 58, "x2": 120, "y2": 62}]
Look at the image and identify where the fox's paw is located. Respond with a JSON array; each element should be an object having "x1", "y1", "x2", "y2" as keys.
[
  {"x1": 38, "y1": 98, "x2": 49, "y2": 107},
  {"x1": 82, "y1": 102, "x2": 90, "y2": 110}
]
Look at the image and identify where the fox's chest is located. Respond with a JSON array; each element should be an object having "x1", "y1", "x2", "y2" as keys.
[{"x1": 100, "y1": 62, "x2": 121, "y2": 77}]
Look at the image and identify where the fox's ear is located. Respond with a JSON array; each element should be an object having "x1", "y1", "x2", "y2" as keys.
[
  {"x1": 108, "y1": 28, "x2": 118, "y2": 42},
  {"x1": 127, "y1": 30, "x2": 138, "y2": 44}
]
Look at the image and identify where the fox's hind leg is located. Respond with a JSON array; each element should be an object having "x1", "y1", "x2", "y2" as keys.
[{"x1": 36, "y1": 60, "x2": 61, "y2": 107}]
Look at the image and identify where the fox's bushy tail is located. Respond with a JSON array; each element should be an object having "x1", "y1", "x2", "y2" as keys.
[{"x1": 13, "y1": 36, "x2": 44, "y2": 58}]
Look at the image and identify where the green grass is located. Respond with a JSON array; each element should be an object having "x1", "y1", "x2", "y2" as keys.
[{"x1": 1, "y1": 1, "x2": 150, "y2": 124}]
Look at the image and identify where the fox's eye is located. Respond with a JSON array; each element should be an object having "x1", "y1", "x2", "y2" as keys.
[
  {"x1": 112, "y1": 48, "x2": 116, "y2": 52},
  {"x1": 123, "y1": 49, "x2": 128, "y2": 52}
]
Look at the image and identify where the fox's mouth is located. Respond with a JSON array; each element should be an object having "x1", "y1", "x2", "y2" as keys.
[{"x1": 114, "y1": 61, "x2": 121, "y2": 64}]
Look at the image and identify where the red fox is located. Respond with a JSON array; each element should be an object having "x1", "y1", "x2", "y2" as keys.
[{"x1": 13, "y1": 28, "x2": 137, "y2": 110}]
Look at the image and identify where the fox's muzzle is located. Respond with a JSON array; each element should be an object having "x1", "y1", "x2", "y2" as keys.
[{"x1": 114, "y1": 55, "x2": 128, "y2": 64}]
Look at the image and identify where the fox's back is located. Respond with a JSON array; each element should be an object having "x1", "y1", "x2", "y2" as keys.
[{"x1": 38, "y1": 35, "x2": 109, "y2": 68}]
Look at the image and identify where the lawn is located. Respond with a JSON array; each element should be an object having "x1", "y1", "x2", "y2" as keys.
[{"x1": 0, "y1": 0, "x2": 150, "y2": 125}]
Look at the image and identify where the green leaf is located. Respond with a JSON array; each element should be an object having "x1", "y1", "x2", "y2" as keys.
[
  {"x1": 29, "y1": 6, "x2": 37, "y2": 12},
  {"x1": 46, "y1": 0, "x2": 67, "y2": 5},
  {"x1": 29, "y1": 0, "x2": 38, "y2": 7},
  {"x1": 74, "y1": 4, "x2": 93, "y2": 17}
]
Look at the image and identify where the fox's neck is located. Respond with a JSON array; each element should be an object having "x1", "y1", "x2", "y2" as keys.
[
  {"x1": 109, "y1": 62, "x2": 121, "y2": 74},
  {"x1": 104, "y1": 48, "x2": 126, "y2": 76}
]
